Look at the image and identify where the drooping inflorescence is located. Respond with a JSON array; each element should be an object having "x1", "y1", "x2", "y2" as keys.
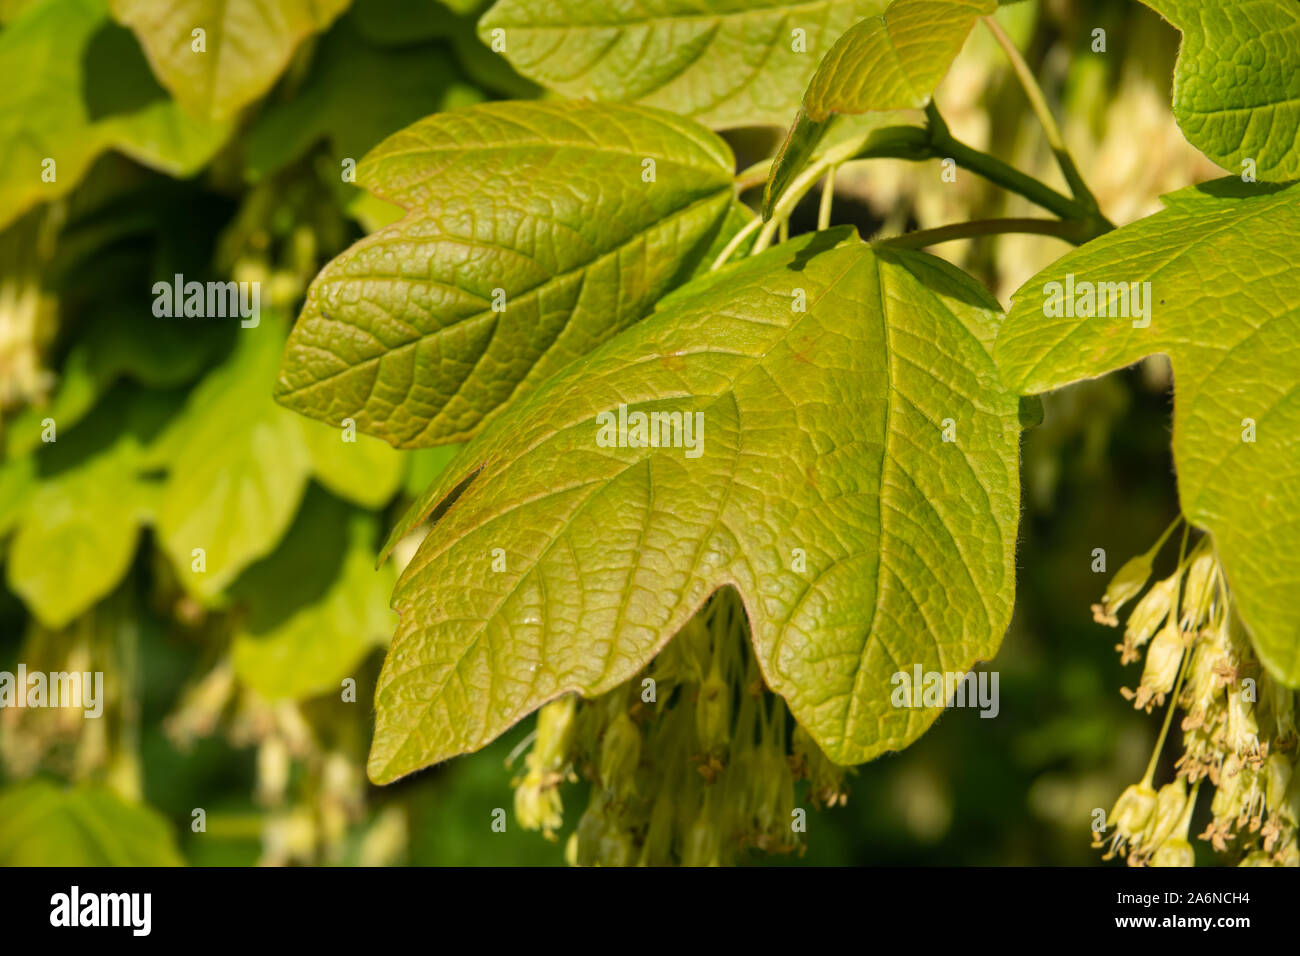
[
  {"x1": 1091, "y1": 523, "x2": 1298, "y2": 867},
  {"x1": 511, "y1": 590, "x2": 850, "y2": 866}
]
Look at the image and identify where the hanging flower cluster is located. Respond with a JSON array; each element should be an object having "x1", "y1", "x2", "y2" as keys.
[
  {"x1": 512, "y1": 590, "x2": 849, "y2": 866},
  {"x1": 1091, "y1": 522, "x2": 1298, "y2": 867}
]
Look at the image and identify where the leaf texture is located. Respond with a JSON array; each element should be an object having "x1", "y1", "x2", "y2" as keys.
[
  {"x1": 368, "y1": 229, "x2": 1022, "y2": 782},
  {"x1": 477, "y1": 0, "x2": 891, "y2": 129},
  {"x1": 275, "y1": 100, "x2": 739, "y2": 447},
  {"x1": 1140, "y1": 0, "x2": 1300, "y2": 180},
  {"x1": 996, "y1": 180, "x2": 1300, "y2": 685}
]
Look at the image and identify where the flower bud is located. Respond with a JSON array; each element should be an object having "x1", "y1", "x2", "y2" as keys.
[
  {"x1": 1135, "y1": 623, "x2": 1184, "y2": 710},
  {"x1": 1264, "y1": 678, "x2": 1297, "y2": 746},
  {"x1": 514, "y1": 774, "x2": 564, "y2": 835},
  {"x1": 595, "y1": 824, "x2": 635, "y2": 867},
  {"x1": 694, "y1": 663, "x2": 731, "y2": 756},
  {"x1": 682, "y1": 809, "x2": 722, "y2": 867},
  {"x1": 1120, "y1": 576, "x2": 1177, "y2": 663},
  {"x1": 639, "y1": 788, "x2": 677, "y2": 866},
  {"x1": 1141, "y1": 778, "x2": 1188, "y2": 852},
  {"x1": 1224, "y1": 689, "x2": 1260, "y2": 757},
  {"x1": 1264, "y1": 752, "x2": 1292, "y2": 811},
  {"x1": 1178, "y1": 542, "x2": 1216, "y2": 631},
  {"x1": 572, "y1": 795, "x2": 613, "y2": 867},
  {"x1": 752, "y1": 745, "x2": 796, "y2": 841},
  {"x1": 255, "y1": 736, "x2": 290, "y2": 807},
  {"x1": 1109, "y1": 782, "x2": 1158, "y2": 839},
  {"x1": 534, "y1": 695, "x2": 578, "y2": 772},
  {"x1": 1151, "y1": 837, "x2": 1194, "y2": 867},
  {"x1": 1238, "y1": 850, "x2": 1276, "y2": 867},
  {"x1": 1211, "y1": 756, "x2": 1244, "y2": 822},
  {"x1": 599, "y1": 712, "x2": 641, "y2": 798},
  {"x1": 1101, "y1": 552, "x2": 1156, "y2": 619},
  {"x1": 1180, "y1": 625, "x2": 1227, "y2": 728},
  {"x1": 676, "y1": 616, "x2": 713, "y2": 684}
]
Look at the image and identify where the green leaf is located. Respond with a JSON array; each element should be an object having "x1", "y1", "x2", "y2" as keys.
[
  {"x1": 995, "y1": 179, "x2": 1300, "y2": 685},
  {"x1": 245, "y1": 18, "x2": 483, "y2": 182},
  {"x1": 5, "y1": 387, "x2": 170, "y2": 628},
  {"x1": 443, "y1": 14, "x2": 540, "y2": 100},
  {"x1": 4, "y1": 308, "x2": 232, "y2": 458},
  {"x1": 109, "y1": 0, "x2": 351, "y2": 121},
  {"x1": 275, "y1": 100, "x2": 738, "y2": 448},
  {"x1": 154, "y1": 319, "x2": 313, "y2": 599},
  {"x1": 1139, "y1": 0, "x2": 1300, "y2": 181},
  {"x1": 804, "y1": 0, "x2": 995, "y2": 119},
  {"x1": 0, "y1": 0, "x2": 40, "y2": 23},
  {"x1": 299, "y1": 416, "x2": 406, "y2": 509},
  {"x1": 89, "y1": 18, "x2": 237, "y2": 176},
  {"x1": 369, "y1": 228, "x2": 1022, "y2": 782},
  {"x1": 691, "y1": 201, "x2": 760, "y2": 276},
  {"x1": 0, "y1": 0, "x2": 232, "y2": 229},
  {"x1": 0, "y1": 454, "x2": 37, "y2": 540},
  {"x1": 765, "y1": 0, "x2": 993, "y2": 217},
  {"x1": 231, "y1": 488, "x2": 395, "y2": 700},
  {"x1": 0, "y1": 780, "x2": 184, "y2": 866},
  {"x1": 155, "y1": 315, "x2": 406, "y2": 598},
  {"x1": 477, "y1": 0, "x2": 891, "y2": 129}
]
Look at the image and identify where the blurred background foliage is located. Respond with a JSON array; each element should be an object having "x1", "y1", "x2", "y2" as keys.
[{"x1": 0, "y1": 0, "x2": 1227, "y2": 865}]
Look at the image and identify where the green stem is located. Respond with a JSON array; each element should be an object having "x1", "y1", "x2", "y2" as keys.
[
  {"x1": 818, "y1": 165, "x2": 836, "y2": 230},
  {"x1": 709, "y1": 213, "x2": 764, "y2": 270},
  {"x1": 1141, "y1": 526, "x2": 1192, "y2": 786},
  {"x1": 924, "y1": 104, "x2": 1109, "y2": 232},
  {"x1": 1145, "y1": 514, "x2": 1184, "y2": 562},
  {"x1": 735, "y1": 159, "x2": 772, "y2": 194},
  {"x1": 982, "y1": 15, "x2": 1102, "y2": 215},
  {"x1": 754, "y1": 131, "x2": 876, "y2": 255},
  {"x1": 875, "y1": 217, "x2": 1091, "y2": 249}
]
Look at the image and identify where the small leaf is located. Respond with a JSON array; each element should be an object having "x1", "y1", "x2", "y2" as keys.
[
  {"x1": 690, "y1": 201, "x2": 760, "y2": 276},
  {"x1": 0, "y1": 780, "x2": 184, "y2": 866},
  {"x1": 155, "y1": 314, "x2": 407, "y2": 597},
  {"x1": 0, "y1": 455, "x2": 36, "y2": 540},
  {"x1": 109, "y1": 0, "x2": 351, "y2": 121},
  {"x1": 231, "y1": 489, "x2": 395, "y2": 700},
  {"x1": 1139, "y1": 0, "x2": 1300, "y2": 181},
  {"x1": 765, "y1": 0, "x2": 994, "y2": 217},
  {"x1": 5, "y1": 387, "x2": 170, "y2": 628},
  {"x1": 4, "y1": 307, "x2": 232, "y2": 458},
  {"x1": 804, "y1": 0, "x2": 995, "y2": 119},
  {"x1": 244, "y1": 17, "x2": 483, "y2": 182},
  {"x1": 996, "y1": 179, "x2": 1300, "y2": 685},
  {"x1": 298, "y1": 416, "x2": 405, "y2": 509},
  {"x1": 370, "y1": 228, "x2": 1022, "y2": 782},
  {"x1": 154, "y1": 319, "x2": 313, "y2": 598},
  {"x1": 275, "y1": 100, "x2": 737, "y2": 448},
  {"x1": 477, "y1": 0, "x2": 891, "y2": 129},
  {"x1": 0, "y1": 0, "x2": 231, "y2": 229}
]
